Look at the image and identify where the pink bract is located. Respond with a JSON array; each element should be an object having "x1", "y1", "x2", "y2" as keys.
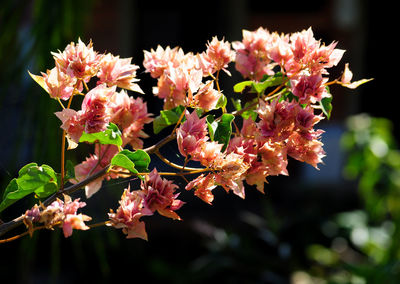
[
  {"x1": 97, "y1": 53, "x2": 143, "y2": 93},
  {"x1": 108, "y1": 186, "x2": 153, "y2": 240},
  {"x1": 41, "y1": 67, "x2": 77, "y2": 100},
  {"x1": 142, "y1": 169, "x2": 184, "y2": 220},
  {"x1": 52, "y1": 38, "x2": 103, "y2": 82}
]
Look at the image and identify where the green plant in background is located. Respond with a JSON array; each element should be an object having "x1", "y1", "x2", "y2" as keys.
[
  {"x1": 300, "y1": 114, "x2": 400, "y2": 283},
  {"x1": 0, "y1": 0, "x2": 94, "y2": 176}
]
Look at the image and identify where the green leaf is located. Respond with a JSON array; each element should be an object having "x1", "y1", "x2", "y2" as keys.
[
  {"x1": 233, "y1": 81, "x2": 253, "y2": 93},
  {"x1": 278, "y1": 90, "x2": 298, "y2": 103},
  {"x1": 79, "y1": 123, "x2": 122, "y2": 146},
  {"x1": 65, "y1": 160, "x2": 75, "y2": 182},
  {"x1": 117, "y1": 149, "x2": 151, "y2": 173},
  {"x1": 123, "y1": 150, "x2": 151, "y2": 172},
  {"x1": 153, "y1": 105, "x2": 185, "y2": 134},
  {"x1": 111, "y1": 153, "x2": 138, "y2": 174},
  {"x1": 231, "y1": 98, "x2": 242, "y2": 111},
  {"x1": 0, "y1": 163, "x2": 59, "y2": 213},
  {"x1": 253, "y1": 72, "x2": 284, "y2": 94},
  {"x1": 206, "y1": 115, "x2": 218, "y2": 141},
  {"x1": 214, "y1": 114, "x2": 235, "y2": 152},
  {"x1": 320, "y1": 97, "x2": 333, "y2": 119},
  {"x1": 215, "y1": 94, "x2": 227, "y2": 110},
  {"x1": 241, "y1": 99, "x2": 258, "y2": 121},
  {"x1": 0, "y1": 179, "x2": 21, "y2": 213}
]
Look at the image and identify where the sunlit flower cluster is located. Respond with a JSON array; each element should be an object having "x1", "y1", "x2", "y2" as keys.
[
  {"x1": 233, "y1": 27, "x2": 345, "y2": 104},
  {"x1": 24, "y1": 195, "x2": 91, "y2": 238},
  {"x1": 13, "y1": 26, "x2": 370, "y2": 243},
  {"x1": 34, "y1": 39, "x2": 154, "y2": 198},
  {"x1": 108, "y1": 169, "x2": 184, "y2": 240},
  {"x1": 143, "y1": 37, "x2": 233, "y2": 110},
  {"x1": 180, "y1": 103, "x2": 324, "y2": 203}
]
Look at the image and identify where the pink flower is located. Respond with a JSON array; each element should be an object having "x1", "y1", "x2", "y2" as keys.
[
  {"x1": 63, "y1": 214, "x2": 91, "y2": 238},
  {"x1": 197, "y1": 141, "x2": 224, "y2": 167},
  {"x1": 290, "y1": 74, "x2": 328, "y2": 104},
  {"x1": 41, "y1": 67, "x2": 77, "y2": 100},
  {"x1": 214, "y1": 152, "x2": 250, "y2": 198},
  {"x1": 308, "y1": 41, "x2": 345, "y2": 74},
  {"x1": 199, "y1": 36, "x2": 235, "y2": 75},
  {"x1": 295, "y1": 106, "x2": 324, "y2": 136},
  {"x1": 290, "y1": 28, "x2": 318, "y2": 62},
  {"x1": 339, "y1": 63, "x2": 374, "y2": 89},
  {"x1": 97, "y1": 53, "x2": 143, "y2": 93},
  {"x1": 108, "y1": 186, "x2": 153, "y2": 240},
  {"x1": 72, "y1": 145, "x2": 119, "y2": 198},
  {"x1": 80, "y1": 83, "x2": 116, "y2": 133},
  {"x1": 55, "y1": 109, "x2": 84, "y2": 145},
  {"x1": 257, "y1": 100, "x2": 295, "y2": 141},
  {"x1": 52, "y1": 38, "x2": 103, "y2": 82},
  {"x1": 192, "y1": 81, "x2": 222, "y2": 111},
  {"x1": 143, "y1": 46, "x2": 185, "y2": 78},
  {"x1": 110, "y1": 90, "x2": 153, "y2": 149},
  {"x1": 240, "y1": 118, "x2": 259, "y2": 138},
  {"x1": 258, "y1": 141, "x2": 288, "y2": 176},
  {"x1": 141, "y1": 169, "x2": 184, "y2": 220},
  {"x1": 176, "y1": 111, "x2": 208, "y2": 157},
  {"x1": 185, "y1": 174, "x2": 217, "y2": 204},
  {"x1": 286, "y1": 131, "x2": 325, "y2": 169},
  {"x1": 267, "y1": 32, "x2": 293, "y2": 65},
  {"x1": 232, "y1": 27, "x2": 275, "y2": 80},
  {"x1": 24, "y1": 195, "x2": 91, "y2": 238},
  {"x1": 244, "y1": 163, "x2": 269, "y2": 193},
  {"x1": 56, "y1": 84, "x2": 116, "y2": 144},
  {"x1": 153, "y1": 64, "x2": 202, "y2": 110},
  {"x1": 288, "y1": 27, "x2": 345, "y2": 75}
]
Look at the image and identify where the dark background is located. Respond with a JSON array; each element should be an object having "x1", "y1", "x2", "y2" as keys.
[{"x1": 0, "y1": 1, "x2": 395, "y2": 283}]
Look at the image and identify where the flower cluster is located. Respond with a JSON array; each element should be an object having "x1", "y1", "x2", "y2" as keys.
[
  {"x1": 32, "y1": 39, "x2": 153, "y2": 198},
  {"x1": 143, "y1": 37, "x2": 234, "y2": 110},
  {"x1": 11, "y1": 26, "x2": 370, "y2": 243},
  {"x1": 233, "y1": 27, "x2": 344, "y2": 104},
  {"x1": 179, "y1": 27, "x2": 345, "y2": 203},
  {"x1": 108, "y1": 169, "x2": 184, "y2": 240},
  {"x1": 179, "y1": 103, "x2": 323, "y2": 204},
  {"x1": 23, "y1": 195, "x2": 91, "y2": 238}
]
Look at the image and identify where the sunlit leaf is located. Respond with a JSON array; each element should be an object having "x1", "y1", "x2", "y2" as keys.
[{"x1": 79, "y1": 123, "x2": 122, "y2": 146}]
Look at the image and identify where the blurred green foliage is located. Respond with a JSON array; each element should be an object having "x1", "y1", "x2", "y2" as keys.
[
  {"x1": 0, "y1": 0, "x2": 94, "y2": 176},
  {"x1": 299, "y1": 114, "x2": 400, "y2": 283}
]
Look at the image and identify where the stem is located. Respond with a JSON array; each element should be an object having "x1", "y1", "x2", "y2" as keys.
[
  {"x1": 155, "y1": 150, "x2": 203, "y2": 171},
  {"x1": 171, "y1": 107, "x2": 186, "y2": 135},
  {"x1": 214, "y1": 70, "x2": 226, "y2": 113},
  {"x1": 325, "y1": 79, "x2": 338, "y2": 86},
  {"x1": 60, "y1": 94, "x2": 75, "y2": 191},
  {"x1": 0, "y1": 223, "x2": 57, "y2": 244},
  {"x1": 264, "y1": 88, "x2": 287, "y2": 102},
  {"x1": 143, "y1": 133, "x2": 177, "y2": 154},
  {"x1": 0, "y1": 231, "x2": 29, "y2": 243},
  {"x1": 57, "y1": 98, "x2": 65, "y2": 109},
  {"x1": 60, "y1": 131, "x2": 66, "y2": 190},
  {"x1": 83, "y1": 80, "x2": 89, "y2": 92},
  {"x1": 110, "y1": 169, "x2": 212, "y2": 177},
  {"x1": 88, "y1": 220, "x2": 110, "y2": 229}
]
